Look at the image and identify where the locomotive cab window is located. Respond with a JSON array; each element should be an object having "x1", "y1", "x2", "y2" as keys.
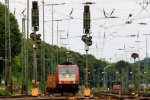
[{"x1": 59, "y1": 68, "x2": 75, "y2": 74}]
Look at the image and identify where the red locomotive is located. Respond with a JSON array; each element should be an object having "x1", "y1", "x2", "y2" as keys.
[
  {"x1": 46, "y1": 62, "x2": 79, "y2": 95},
  {"x1": 56, "y1": 62, "x2": 79, "y2": 95}
]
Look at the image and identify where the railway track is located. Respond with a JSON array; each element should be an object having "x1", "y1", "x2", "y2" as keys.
[
  {"x1": 0, "y1": 91, "x2": 93, "y2": 100},
  {"x1": 0, "y1": 95, "x2": 93, "y2": 100},
  {"x1": 92, "y1": 90, "x2": 150, "y2": 100},
  {"x1": 1, "y1": 90, "x2": 150, "y2": 100}
]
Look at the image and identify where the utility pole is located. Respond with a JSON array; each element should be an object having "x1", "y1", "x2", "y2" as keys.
[
  {"x1": 135, "y1": 40, "x2": 141, "y2": 92},
  {"x1": 25, "y1": 0, "x2": 29, "y2": 95},
  {"x1": 143, "y1": 34, "x2": 150, "y2": 91},
  {"x1": 5, "y1": 0, "x2": 8, "y2": 91},
  {"x1": 5, "y1": 0, "x2": 12, "y2": 93},
  {"x1": 97, "y1": 68, "x2": 100, "y2": 88},
  {"x1": 59, "y1": 30, "x2": 65, "y2": 47},
  {"x1": 21, "y1": 11, "x2": 26, "y2": 94},
  {"x1": 45, "y1": 3, "x2": 65, "y2": 74},
  {"x1": 7, "y1": 0, "x2": 12, "y2": 94},
  {"x1": 42, "y1": 0, "x2": 45, "y2": 94},
  {"x1": 56, "y1": 20, "x2": 61, "y2": 64},
  {"x1": 51, "y1": 4, "x2": 54, "y2": 74},
  {"x1": 53, "y1": 20, "x2": 62, "y2": 64},
  {"x1": 59, "y1": 30, "x2": 65, "y2": 64},
  {"x1": 103, "y1": 65, "x2": 111, "y2": 89}
]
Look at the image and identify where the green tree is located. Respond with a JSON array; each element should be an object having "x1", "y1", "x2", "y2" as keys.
[
  {"x1": 0, "y1": 3, "x2": 22, "y2": 79},
  {"x1": 0, "y1": 3, "x2": 21, "y2": 57}
]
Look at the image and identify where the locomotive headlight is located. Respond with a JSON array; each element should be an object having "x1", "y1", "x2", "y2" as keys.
[
  {"x1": 66, "y1": 74, "x2": 69, "y2": 78},
  {"x1": 59, "y1": 81, "x2": 62, "y2": 84},
  {"x1": 73, "y1": 81, "x2": 75, "y2": 84}
]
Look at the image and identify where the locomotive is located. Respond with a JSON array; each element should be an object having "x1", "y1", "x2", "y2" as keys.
[{"x1": 46, "y1": 62, "x2": 79, "y2": 95}]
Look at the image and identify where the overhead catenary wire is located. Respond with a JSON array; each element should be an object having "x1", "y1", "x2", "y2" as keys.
[{"x1": 2, "y1": 0, "x2": 150, "y2": 62}]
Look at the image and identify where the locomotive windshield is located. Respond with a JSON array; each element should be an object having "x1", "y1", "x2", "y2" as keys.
[{"x1": 59, "y1": 68, "x2": 75, "y2": 74}]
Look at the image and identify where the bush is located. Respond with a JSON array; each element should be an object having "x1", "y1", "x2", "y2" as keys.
[{"x1": 0, "y1": 90, "x2": 11, "y2": 96}]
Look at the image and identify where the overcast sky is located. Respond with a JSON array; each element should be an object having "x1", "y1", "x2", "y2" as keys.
[{"x1": 1, "y1": 0, "x2": 150, "y2": 63}]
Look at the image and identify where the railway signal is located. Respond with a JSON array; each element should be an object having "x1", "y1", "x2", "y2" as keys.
[
  {"x1": 32, "y1": 1, "x2": 39, "y2": 31},
  {"x1": 87, "y1": 36, "x2": 92, "y2": 46},
  {"x1": 81, "y1": 35, "x2": 86, "y2": 42},
  {"x1": 36, "y1": 34, "x2": 41, "y2": 44},
  {"x1": 83, "y1": 5, "x2": 90, "y2": 34},
  {"x1": 81, "y1": 35, "x2": 92, "y2": 46},
  {"x1": 131, "y1": 53, "x2": 139, "y2": 93},
  {"x1": 30, "y1": 32, "x2": 36, "y2": 41},
  {"x1": 30, "y1": 33, "x2": 41, "y2": 44},
  {"x1": 30, "y1": 29, "x2": 41, "y2": 97},
  {"x1": 31, "y1": 1, "x2": 40, "y2": 95},
  {"x1": 30, "y1": 32, "x2": 39, "y2": 96},
  {"x1": 131, "y1": 53, "x2": 139, "y2": 59},
  {"x1": 82, "y1": 2, "x2": 94, "y2": 97}
]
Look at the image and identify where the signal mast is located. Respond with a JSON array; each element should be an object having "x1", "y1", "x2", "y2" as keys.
[
  {"x1": 82, "y1": 2, "x2": 94, "y2": 97},
  {"x1": 30, "y1": 1, "x2": 41, "y2": 96}
]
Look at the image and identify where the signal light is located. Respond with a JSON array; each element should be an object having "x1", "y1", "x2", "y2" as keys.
[
  {"x1": 32, "y1": 1, "x2": 39, "y2": 31},
  {"x1": 81, "y1": 35, "x2": 92, "y2": 46},
  {"x1": 81, "y1": 35, "x2": 86, "y2": 43},
  {"x1": 30, "y1": 33, "x2": 41, "y2": 44},
  {"x1": 36, "y1": 34, "x2": 41, "y2": 44},
  {"x1": 30, "y1": 32, "x2": 36, "y2": 41},
  {"x1": 84, "y1": 5, "x2": 89, "y2": 12},
  {"x1": 83, "y1": 5, "x2": 90, "y2": 32},
  {"x1": 87, "y1": 36, "x2": 92, "y2": 46},
  {"x1": 59, "y1": 81, "x2": 62, "y2": 84},
  {"x1": 31, "y1": 8, "x2": 39, "y2": 28},
  {"x1": 32, "y1": 1, "x2": 38, "y2": 9}
]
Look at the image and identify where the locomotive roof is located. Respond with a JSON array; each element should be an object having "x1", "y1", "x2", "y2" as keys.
[
  {"x1": 57, "y1": 64, "x2": 78, "y2": 67},
  {"x1": 57, "y1": 64, "x2": 79, "y2": 69},
  {"x1": 60, "y1": 61, "x2": 73, "y2": 65},
  {"x1": 57, "y1": 61, "x2": 79, "y2": 68}
]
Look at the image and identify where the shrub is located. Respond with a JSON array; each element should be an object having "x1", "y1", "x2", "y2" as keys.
[{"x1": 0, "y1": 90, "x2": 11, "y2": 96}]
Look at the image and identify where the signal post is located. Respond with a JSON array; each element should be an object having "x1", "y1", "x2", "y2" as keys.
[
  {"x1": 82, "y1": 2, "x2": 93, "y2": 97},
  {"x1": 30, "y1": 1, "x2": 41, "y2": 97}
]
